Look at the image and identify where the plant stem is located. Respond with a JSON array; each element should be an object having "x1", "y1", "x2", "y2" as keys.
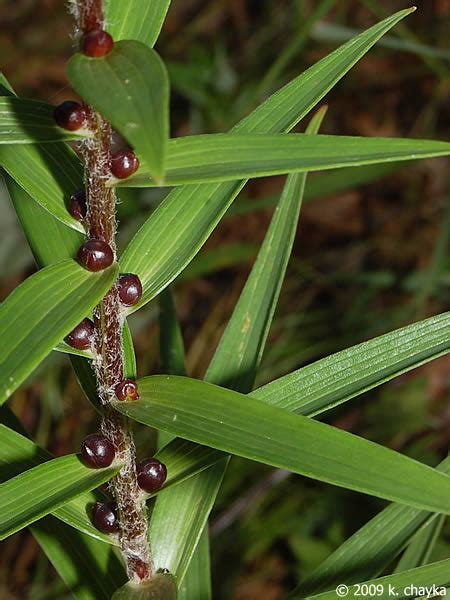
[{"x1": 74, "y1": 2, "x2": 153, "y2": 583}]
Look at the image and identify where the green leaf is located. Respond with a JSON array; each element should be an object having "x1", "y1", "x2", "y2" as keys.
[
  {"x1": 123, "y1": 319, "x2": 137, "y2": 379},
  {"x1": 3, "y1": 169, "x2": 83, "y2": 266},
  {"x1": 0, "y1": 454, "x2": 119, "y2": 540},
  {"x1": 253, "y1": 311, "x2": 450, "y2": 416},
  {"x1": 120, "y1": 7, "x2": 415, "y2": 310},
  {"x1": 0, "y1": 260, "x2": 118, "y2": 405},
  {"x1": 0, "y1": 97, "x2": 88, "y2": 143},
  {"x1": 111, "y1": 573, "x2": 177, "y2": 600},
  {"x1": 206, "y1": 107, "x2": 324, "y2": 391},
  {"x1": 298, "y1": 559, "x2": 450, "y2": 600},
  {"x1": 394, "y1": 515, "x2": 445, "y2": 573},
  {"x1": 104, "y1": 0, "x2": 170, "y2": 47},
  {"x1": 114, "y1": 376, "x2": 450, "y2": 514},
  {"x1": 288, "y1": 455, "x2": 450, "y2": 597},
  {"x1": 0, "y1": 142, "x2": 84, "y2": 231},
  {"x1": 150, "y1": 460, "x2": 226, "y2": 579},
  {"x1": 177, "y1": 531, "x2": 212, "y2": 600},
  {"x1": 114, "y1": 132, "x2": 450, "y2": 187},
  {"x1": 159, "y1": 288, "x2": 187, "y2": 378},
  {"x1": 0, "y1": 420, "x2": 116, "y2": 545},
  {"x1": 0, "y1": 420, "x2": 221, "y2": 545},
  {"x1": 68, "y1": 40, "x2": 169, "y2": 183},
  {"x1": 32, "y1": 517, "x2": 127, "y2": 600}
]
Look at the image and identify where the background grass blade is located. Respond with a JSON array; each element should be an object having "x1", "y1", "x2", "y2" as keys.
[
  {"x1": 68, "y1": 41, "x2": 169, "y2": 183},
  {"x1": 288, "y1": 456, "x2": 450, "y2": 597},
  {"x1": 0, "y1": 260, "x2": 118, "y2": 405},
  {"x1": 0, "y1": 142, "x2": 84, "y2": 231},
  {"x1": 32, "y1": 517, "x2": 126, "y2": 600},
  {"x1": 177, "y1": 524, "x2": 212, "y2": 600},
  {"x1": 104, "y1": 0, "x2": 171, "y2": 47},
  {"x1": 0, "y1": 97, "x2": 86, "y2": 143},
  {"x1": 120, "y1": 8, "x2": 414, "y2": 311},
  {"x1": 114, "y1": 376, "x2": 450, "y2": 514},
  {"x1": 0, "y1": 454, "x2": 119, "y2": 540},
  {"x1": 116, "y1": 133, "x2": 450, "y2": 187},
  {"x1": 297, "y1": 559, "x2": 450, "y2": 600},
  {"x1": 394, "y1": 515, "x2": 445, "y2": 574}
]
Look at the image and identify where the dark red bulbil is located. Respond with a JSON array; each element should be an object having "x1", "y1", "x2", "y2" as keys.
[
  {"x1": 77, "y1": 239, "x2": 114, "y2": 272},
  {"x1": 65, "y1": 318, "x2": 94, "y2": 350},
  {"x1": 81, "y1": 29, "x2": 114, "y2": 58},
  {"x1": 53, "y1": 101, "x2": 86, "y2": 131},
  {"x1": 117, "y1": 273, "x2": 142, "y2": 306},
  {"x1": 111, "y1": 150, "x2": 140, "y2": 180},
  {"x1": 136, "y1": 458, "x2": 167, "y2": 493},
  {"x1": 81, "y1": 434, "x2": 115, "y2": 469},
  {"x1": 69, "y1": 190, "x2": 87, "y2": 221},
  {"x1": 115, "y1": 379, "x2": 140, "y2": 402},
  {"x1": 92, "y1": 501, "x2": 119, "y2": 534}
]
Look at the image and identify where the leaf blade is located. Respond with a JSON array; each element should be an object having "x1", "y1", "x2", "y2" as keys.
[
  {"x1": 114, "y1": 376, "x2": 450, "y2": 514},
  {"x1": 68, "y1": 40, "x2": 169, "y2": 182},
  {"x1": 120, "y1": 8, "x2": 416, "y2": 310},
  {"x1": 104, "y1": 0, "x2": 170, "y2": 47},
  {"x1": 0, "y1": 454, "x2": 119, "y2": 540},
  {"x1": 115, "y1": 133, "x2": 450, "y2": 187},
  {"x1": 0, "y1": 260, "x2": 118, "y2": 405}
]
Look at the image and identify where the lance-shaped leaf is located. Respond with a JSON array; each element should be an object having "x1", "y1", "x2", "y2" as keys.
[
  {"x1": 0, "y1": 97, "x2": 88, "y2": 143},
  {"x1": 0, "y1": 420, "x2": 222, "y2": 545},
  {"x1": 113, "y1": 132, "x2": 450, "y2": 187},
  {"x1": 150, "y1": 138, "x2": 317, "y2": 578},
  {"x1": 295, "y1": 558, "x2": 450, "y2": 600},
  {"x1": 120, "y1": 7, "x2": 416, "y2": 311},
  {"x1": 0, "y1": 454, "x2": 119, "y2": 540},
  {"x1": 0, "y1": 260, "x2": 118, "y2": 405},
  {"x1": 4, "y1": 172, "x2": 84, "y2": 265},
  {"x1": 287, "y1": 455, "x2": 450, "y2": 597},
  {"x1": 104, "y1": 0, "x2": 171, "y2": 47},
  {"x1": 68, "y1": 41, "x2": 169, "y2": 183},
  {"x1": 114, "y1": 376, "x2": 450, "y2": 514},
  {"x1": 0, "y1": 142, "x2": 84, "y2": 231},
  {"x1": 32, "y1": 517, "x2": 127, "y2": 600},
  {"x1": 394, "y1": 515, "x2": 445, "y2": 574},
  {"x1": 253, "y1": 311, "x2": 450, "y2": 416}
]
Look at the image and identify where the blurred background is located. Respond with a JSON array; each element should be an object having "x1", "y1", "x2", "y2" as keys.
[{"x1": 1, "y1": 0, "x2": 450, "y2": 598}]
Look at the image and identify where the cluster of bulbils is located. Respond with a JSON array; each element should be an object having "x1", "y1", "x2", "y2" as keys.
[{"x1": 56, "y1": 28, "x2": 167, "y2": 537}]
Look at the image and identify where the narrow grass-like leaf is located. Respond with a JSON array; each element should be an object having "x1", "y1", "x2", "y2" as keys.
[
  {"x1": 177, "y1": 531, "x2": 212, "y2": 600},
  {"x1": 114, "y1": 376, "x2": 450, "y2": 514},
  {"x1": 123, "y1": 320, "x2": 137, "y2": 380},
  {"x1": 394, "y1": 515, "x2": 445, "y2": 573},
  {"x1": 0, "y1": 260, "x2": 118, "y2": 405},
  {"x1": 32, "y1": 517, "x2": 126, "y2": 600},
  {"x1": 297, "y1": 559, "x2": 450, "y2": 600},
  {"x1": 121, "y1": 8, "x2": 414, "y2": 310},
  {"x1": 253, "y1": 311, "x2": 450, "y2": 416},
  {"x1": 68, "y1": 41, "x2": 169, "y2": 183},
  {"x1": 150, "y1": 460, "x2": 226, "y2": 579},
  {"x1": 4, "y1": 171, "x2": 84, "y2": 270},
  {"x1": 288, "y1": 455, "x2": 450, "y2": 597},
  {"x1": 0, "y1": 420, "x2": 221, "y2": 544},
  {"x1": 114, "y1": 133, "x2": 450, "y2": 187},
  {"x1": 104, "y1": 0, "x2": 170, "y2": 47},
  {"x1": 206, "y1": 107, "x2": 324, "y2": 391},
  {"x1": 0, "y1": 142, "x2": 84, "y2": 231},
  {"x1": 0, "y1": 454, "x2": 119, "y2": 540},
  {"x1": 0, "y1": 97, "x2": 87, "y2": 143}
]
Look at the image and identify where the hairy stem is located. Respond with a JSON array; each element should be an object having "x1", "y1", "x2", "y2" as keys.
[{"x1": 74, "y1": 2, "x2": 153, "y2": 583}]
